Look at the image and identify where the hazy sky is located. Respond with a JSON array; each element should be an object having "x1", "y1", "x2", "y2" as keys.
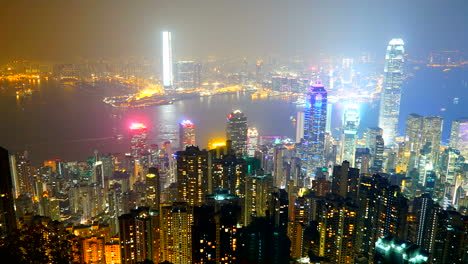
[{"x1": 1, "y1": 0, "x2": 466, "y2": 63}]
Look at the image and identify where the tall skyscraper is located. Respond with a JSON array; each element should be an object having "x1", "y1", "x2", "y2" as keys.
[
  {"x1": 340, "y1": 104, "x2": 360, "y2": 166},
  {"x1": 449, "y1": 118, "x2": 468, "y2": 159},
  {"x1": 162, "y1": 31, "x2": 173, "y2": 89},
  {"x1": 160, "y1": 202, "x2": 192, "y2": 264},
  {"x1": 179, "y1": 120, "x2": 196, "y2": 149},
  {"x1": 0, "y1": 147, "x2": 17, "y2": 236},
  {"x1": 176, "y1": 146, "x2": 208, "y2": 206},
  {"x1": 378, "y1": 38, "x2": 405, "y2": 146},
  {"x1": 226, "y1": 110, "x2": 248, "y2": 156},
  {"x1": 301, "y1": 80, "x2": 328, "y2": 179},
  {"x1": 129, "y1": 122, "x2": 148, "y2": 160},
  {"x1": 145, "y1": 167, "x2": 160, "y2": 210}
]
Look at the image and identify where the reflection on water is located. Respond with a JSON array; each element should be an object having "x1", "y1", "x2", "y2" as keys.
[{"x1": 0, "y1": 67, "x2": 467, "y2": 164}]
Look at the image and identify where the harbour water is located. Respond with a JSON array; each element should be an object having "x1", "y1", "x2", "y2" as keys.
[{"x1": 0, "y1": 66, "x2": 466, "y2": 164}]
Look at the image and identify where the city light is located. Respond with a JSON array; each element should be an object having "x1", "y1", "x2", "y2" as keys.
[{"x1": 129, "y1": 122, "x2": 147, "y2": 130}]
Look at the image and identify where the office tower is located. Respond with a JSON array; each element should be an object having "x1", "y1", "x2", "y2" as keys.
[
  {"x1": 331, "y1": 161, "x2": 359, "y2": 201},
  {"x1": 273, "y1": 145, "x2": 286, "y2": 188},
  {"x1": 449, "y1": 118, "x2": 468, "y2": 159},
  {"x1": 374, "y1": 235, "x2": 428, "y2": 264},
  {"x1": 129, "y1": 122, "x2": 148, "y2": 160},
  {"x1": 226, "y1": 110, "x2": 248, "y2": 156},
  {"x1": 247, "y1": 127, "x2": 259, "y2": 157},
  {"x1": 145, "y1": 167, "x2": 160, "y2": 210},
  {"x1": 0, "y1": 147, "x2": 17, "y2": 236},
  {"x1": 238, "y1": 217, "x2": 291, "y2": 264},
  {"x1": 315, "y1": 194, "x2": 359, "y2": 263},
  {"x1": 179, "y1": 120, "x2": 196, "y2": 149},
  {"x1": 175, "y1": 61, "x2": 201, "y2": 89},
  {"x1": 373, "y1": 136, "x2": 385, "y2": 172},
  {"x1": 244, "y1": 173, "x2": 274, "y2": 226},
  {"x1": 162, "y1": 31, "x2": 173, "y2": 89},
  {"x1": 192, "y1": 190, "x2": 242, "y2": 264},
  {"x1": 295, "y1": 111, "x2": 305, "y2": 143},
  {"x1": 378, "y1": 38, "x2": 405, "y2": 146},
  {"x1": 176, "y1": 146, "x2": 208, "y2": 206},
  {"x1": 439, "y1": 148, "x2": 465, "y2": 185},
  {"x1": 340, "y1": 104, "x2": 360, "y2": 166},
  {"x1": 420, "y1": 116, "x2": 443, "y2": 164},
  {"x1": 301, "y1": 81, "x2": 328, "y2": 178},
  {"x1": 160, "y1": 202, "x2": 192, "y2": 264}
]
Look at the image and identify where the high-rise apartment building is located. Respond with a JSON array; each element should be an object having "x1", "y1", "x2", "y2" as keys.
[
  {"x1": 176, "y1": 146, "x2": 208, "y2": 206},
  {"x1": 160, "y1": 202, "x2": 192, "y2": 264},
  {"x1": 378, "y1": 38, "x2": 405, "y2": 146}
]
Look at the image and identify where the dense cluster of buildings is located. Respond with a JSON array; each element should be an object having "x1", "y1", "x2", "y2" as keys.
[{"x1": 0, "y1": 38, "x2": 467, "y2": 264}]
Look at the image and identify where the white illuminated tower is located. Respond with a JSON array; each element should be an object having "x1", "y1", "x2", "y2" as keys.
[
  {"x1": 340, "y1": 104, "x2": 360, "y2": 167},
  {"x1": 162, "y1": 31, "x2": 173, "y2": 89},
  {"x1": 378, "y1": 38, "x2": 405, "y2": 146}
]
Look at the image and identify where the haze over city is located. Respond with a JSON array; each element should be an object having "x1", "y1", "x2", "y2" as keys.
[{"x1": 0, "y1": 1, "x2": 467, "y2": 264}]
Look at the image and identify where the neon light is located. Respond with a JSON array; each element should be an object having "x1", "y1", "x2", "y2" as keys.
[{"x1": 130, "y1": 122, "x2": 147, "y2": 130}]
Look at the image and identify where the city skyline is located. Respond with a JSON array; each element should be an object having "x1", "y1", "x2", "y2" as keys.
[{"x1": 1, "y1": 1, "x2": 468, "y2": 264}]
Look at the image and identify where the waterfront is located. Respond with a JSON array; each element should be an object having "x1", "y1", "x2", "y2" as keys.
[{"x1": 0, "y1": 66, "x2": 466, "y2": 164}]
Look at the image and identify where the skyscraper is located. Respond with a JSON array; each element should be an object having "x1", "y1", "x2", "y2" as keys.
[
  {"x1": 340, "y1": 104, "x2": 360, "y2": 166},
  {"x1": 449, "y1": 118, "x2": 468, "y2": 159},
  {"x1": 175, "y1": 61, "x2": 201, "y2": 89},
  {"x1": 162, "y1": 31, "x2": 173, "y2": 89},
  {"x1": 226, "y1": 110, "x2": 248, "y2": 156},
  {"x1": 378, "y1": 38, "x2": 405, "y2": 146},
  {"x1": 295, "y1": 110, "x2": 305, "y2": 143},
  {"x1": 247, "y1": 127, "x2": 259, "y2": 157},
  {"x1": 301, "y1": 80, "x2": 328, "y2": 179},
  {"x1": 145, "y1": 167, "x2": 160, "y2": 210},
  {"x1": 176, "y1": 146, "x2": 208, "y2": 206},
  {"x1": 0, "y1": 147, "x2": 17, "y2": 236},
  {"x1": 129, "y1": 122, "x2": 148, "y2": 160},
  {"x1": 160, "y1": 202, "x2": 192, "y2": 264},
  {"x1": 179, "y1": 120, "x2": 196, "y2": 149}
]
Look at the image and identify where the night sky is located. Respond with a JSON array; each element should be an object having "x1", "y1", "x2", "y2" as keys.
[{"x1": 1, "y1": 0, "x2": 467, "y2": 63}]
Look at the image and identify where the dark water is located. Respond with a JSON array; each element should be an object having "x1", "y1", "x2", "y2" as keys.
[{"x1": 0, "y1": 67, "x2": 466, "y2": 165}]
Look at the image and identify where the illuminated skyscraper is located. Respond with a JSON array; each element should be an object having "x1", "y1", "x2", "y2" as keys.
[
  {"x1": 226, "y1": 110, "x2": 248, "y2": 156},
  {"x1": 247, "y1": 127, "x2": 259, "y2": 157},
  {"x1": 176, "y1": 146, "x2": 208, "y2": 206},
  {"x1": 301, "y1": 81, "x2": 327, "y2": 179},
  {"x1": 160, "y1": 202, "x2": 192, "y2": 264},
  {"x1": 162, "y1": 31, "x2": 173, "y2": 89},
  {"x1": 449, "y1": 118, "x2": 468, "y2": 159},
  {"x1": 129, "y1": 122, "x2": 148, "y2": 159},
  {"x1": 340, "y1": 104, "x2": 360, "y2": 166},
  {"x1": 378, "y1": 38, "x2": 405, "y2": 146},
  {"x1": 179, "y1": 120, "x2": 196, "y2": 149}
]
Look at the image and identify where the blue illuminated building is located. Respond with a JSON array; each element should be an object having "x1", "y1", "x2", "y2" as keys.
[{"x1": 300, "y1": 80, "x2": 328, "y2": 180}]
